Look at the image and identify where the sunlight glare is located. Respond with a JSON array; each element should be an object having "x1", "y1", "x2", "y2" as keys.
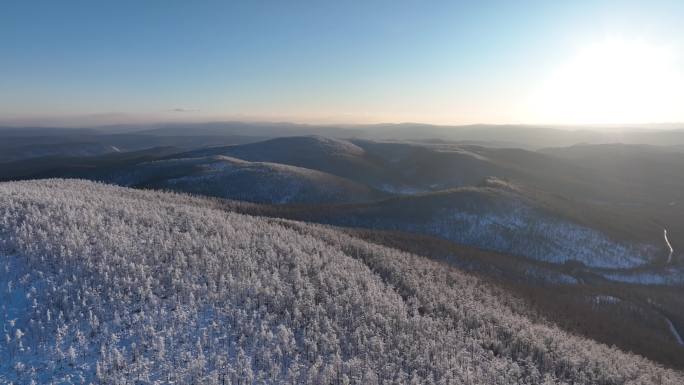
[{"x1": 531, "y1": 38, "x2": 683, "y2": 124}]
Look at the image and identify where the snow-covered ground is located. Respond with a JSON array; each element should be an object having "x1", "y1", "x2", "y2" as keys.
[
  {"x1": 433, "y1": 207, "x2": 655, "y2": 268},
  {"x1": 1, "y1": 254, "x2": 86, "y2": 384},
  {"x1": 602, "y1": 266, "x2": 684, "y2": 286},
  {"x1": 354, "y1": 202, "x2": 656, "y2": 269},
  {"x1": 590, "y1": 295, "x2": 621, "y2": 306}
]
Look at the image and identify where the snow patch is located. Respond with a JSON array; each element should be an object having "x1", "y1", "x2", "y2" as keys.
[{"x1": 602, "y1": 267, "x2": 684, "y2": 286}]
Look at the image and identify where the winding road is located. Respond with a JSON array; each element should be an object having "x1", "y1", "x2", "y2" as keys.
[
  {"x1": 664, "y1": 229, "x2": 674, "y2": 264},
  {"x1": 660, "y1": 230, "x2": 683, "y2": 346},
  {"x1": 665, "y1": 316, "x2": 684, "y2": 346}
]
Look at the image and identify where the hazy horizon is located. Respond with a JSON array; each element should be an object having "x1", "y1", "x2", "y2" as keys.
[{"x1": 1, "y1": 114, "x2": 683, "y2": 131}]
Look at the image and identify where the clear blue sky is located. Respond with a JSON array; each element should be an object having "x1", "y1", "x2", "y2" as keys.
[{"x1": 1, "y1": 0, "x2": 683, "y2": 126}]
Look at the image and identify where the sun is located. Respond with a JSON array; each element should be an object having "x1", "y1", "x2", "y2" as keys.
[{"x1": 530, "y1": 38, "x2": 683, "y2": 125}]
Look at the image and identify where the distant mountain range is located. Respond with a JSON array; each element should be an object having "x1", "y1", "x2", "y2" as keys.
[{"x1": 3, "y1": 121, "x2": 684, "y2": 151}]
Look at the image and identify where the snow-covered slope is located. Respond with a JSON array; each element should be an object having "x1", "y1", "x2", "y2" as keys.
[
  {"x1": 104, "y1": 155, "x2": 385, "y2": 204},
  {"x1": 176, "y1": 135, "x2": 408, "y2": 189},
  {"x1": 277, "y1": 185, "x2": 659, "y2": 269},
  {"x1": 185, "y1": 135, "x2": 366, "y2": 160},
  {"x1": 0, "y1": 180, "x2": 680, "y2": 384}
]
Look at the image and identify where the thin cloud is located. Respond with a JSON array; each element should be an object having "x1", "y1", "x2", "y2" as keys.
[{"x1": 170, "y1": 108, "x2": 200, "y2": 112}]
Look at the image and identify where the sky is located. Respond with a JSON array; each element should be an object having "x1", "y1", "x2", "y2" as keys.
[{"x1": 1, "y1": 0, "x2": 683, "y2": 126}]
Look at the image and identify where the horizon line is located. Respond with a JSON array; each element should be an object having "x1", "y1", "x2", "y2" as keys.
[{"x1": 1, "y1": 118, "x2": 683, "y2": 131}]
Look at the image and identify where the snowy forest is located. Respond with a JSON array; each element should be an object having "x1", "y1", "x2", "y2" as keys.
[{"x1": 0, "y1": 179, "x2": 680, "y2": 384}]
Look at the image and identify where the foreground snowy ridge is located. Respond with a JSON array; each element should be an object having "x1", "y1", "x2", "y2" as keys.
[{"x1": 0, "y1": 179, "x2": 680, "y2": 384}]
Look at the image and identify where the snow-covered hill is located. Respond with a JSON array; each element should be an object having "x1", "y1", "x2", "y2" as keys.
[
  {"x1": 176, "y1": 136, "x2": 409, "y2": 189},
  {"x1": 0, "y1": 180, "x2": 680, "y2": 384},
  {"x1": 271, "y1": 185, "x2": 659, "y2": 269},
  {"x1": 104, "y1": 155, "x2": 386, "y2": 204}
]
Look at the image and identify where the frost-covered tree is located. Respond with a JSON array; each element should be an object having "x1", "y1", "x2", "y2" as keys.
[{"x1": 0, "y1": 179, "x2": 680, "y2": 384}]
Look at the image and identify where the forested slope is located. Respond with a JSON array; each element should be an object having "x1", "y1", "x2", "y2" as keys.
[
  {"x1": 0, "y1": 179, "x2": 680, "y2": 384},
  {"x1": 247, "y1": 183, "x2": 660, "y2": 269}
]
